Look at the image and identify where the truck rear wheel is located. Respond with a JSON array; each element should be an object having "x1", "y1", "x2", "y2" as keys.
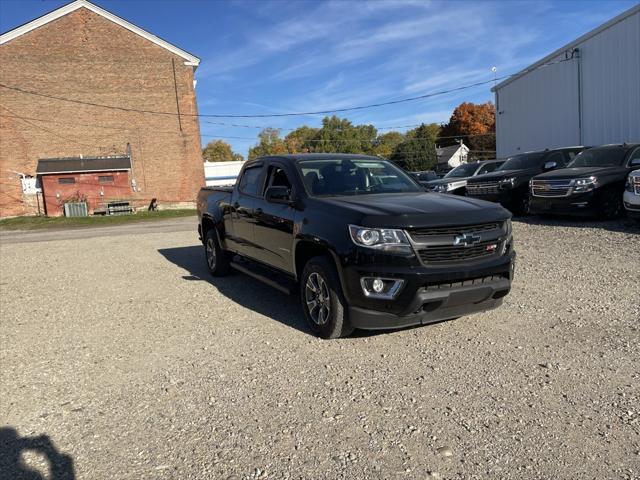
[
  {"x1": 204, "y1": 228, "x2": 230, "y2": 276},
  {"x1": 301, "y1": 256, "x2": 354, "y2": 339}
]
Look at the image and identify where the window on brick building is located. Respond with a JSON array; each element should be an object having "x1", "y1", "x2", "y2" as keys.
[
  {"x1": 98, "y1": 175, "x2": 115, "y2": 184},
  {"x1": 58, "y1": 177, "x2": 75, "y2": 184}
]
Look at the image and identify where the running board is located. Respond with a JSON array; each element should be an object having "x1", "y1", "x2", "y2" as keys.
[{"x1": 230, "y1": 260, "x2": 295, "y2": 295}]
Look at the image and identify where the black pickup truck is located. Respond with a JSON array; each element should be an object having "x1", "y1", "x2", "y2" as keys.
[
  {"x1": 197, "y1": 154, "x2": 516, "y2": 338},
  {"x1": 465, "y1": 147, "x2": 585, "y2": 215},
  {"x1": 530, "y1": 144, "x2": 640, "y2": 218}
]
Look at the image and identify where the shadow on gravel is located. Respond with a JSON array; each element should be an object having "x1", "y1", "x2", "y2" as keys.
[
  {"x1": 515, "y1": 215, "x2": 640, "y2": 233},
  {"x1": 0, "y1": 427, "x2": 75, "y2": 480},
  {"x1": 158, "y1": 245, "x2": 314, "y2": 336}
]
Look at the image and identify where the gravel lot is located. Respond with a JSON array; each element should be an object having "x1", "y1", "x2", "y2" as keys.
[{"x1": 1, "y1": 218, "x2": 639, "y2": 480}]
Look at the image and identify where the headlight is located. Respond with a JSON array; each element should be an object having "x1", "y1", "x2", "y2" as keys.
[
  {"x1": 348, "y1": 225, "x2": 412, "y2": 253},
  {"x1": 625, "y1": 175, "x2": 634, "y2": 192},
  {"x1": 500, "y1": 177, "x2": 516, "y2": 188},
  {"x1": 572, "y1": 176, "x2": 596, "y2": 193},
  {"x1": 435, "y1": 184, "x2": 447, "y2": 193}
]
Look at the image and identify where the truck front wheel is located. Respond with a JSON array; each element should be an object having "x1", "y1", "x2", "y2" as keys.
[
  {"x1": 301, "y1": 256, "x2": 354, "y2": 339},
  {"x1": 204, "y1": 229, "x2": 230, "y2": 276}
]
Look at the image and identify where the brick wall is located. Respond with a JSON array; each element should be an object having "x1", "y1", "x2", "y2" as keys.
[
  {"x1": 40, "y1": 170, "x2": 131, "y2": 216},
  {"x1": 0, "y1": 7, "x2": 204, "y2": 217}
]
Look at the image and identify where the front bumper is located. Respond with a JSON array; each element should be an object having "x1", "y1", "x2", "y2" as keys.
[
  {"x1": 530, "y1": 191, "x2": 598, "y2": 216},
  {"x1": 341, "y1": 252, "x2": 515, "y2": 330},
  {"x1": 623, "y1": 191, "x2": 640, "y2": 218}
]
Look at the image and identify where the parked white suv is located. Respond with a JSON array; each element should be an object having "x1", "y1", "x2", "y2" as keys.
[{"x1": 624, "y1": 170, "x2": 640, "y2": 220}]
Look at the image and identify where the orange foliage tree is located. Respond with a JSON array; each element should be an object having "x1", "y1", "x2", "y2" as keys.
[{"x1": 440, "y1": 102, "x2": 496, "y2": 157}]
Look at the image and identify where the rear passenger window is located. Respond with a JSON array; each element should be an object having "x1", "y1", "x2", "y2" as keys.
[{"x1": 239, "y1": 166, "x2": 262, "y2": 196}]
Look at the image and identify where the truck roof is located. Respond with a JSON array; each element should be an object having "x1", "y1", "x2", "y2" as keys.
[{"x1": 246, "y1": 153, "x2": 383, "y2": 167}]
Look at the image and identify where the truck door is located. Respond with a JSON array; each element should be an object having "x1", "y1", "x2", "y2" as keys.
[
  {"x1": 252, "y1": 162, "x2": 297, "y2": 273},
  {"x1": 227, "y1": 163, "x2": 264, "y2": 259}
]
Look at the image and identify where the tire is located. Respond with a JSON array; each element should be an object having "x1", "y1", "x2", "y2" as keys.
[
  {"x1": 513, "y1": 192, "x2": 530, "y2": 217},
  {"x1": 300, "y1": 256, "x2": 354, "y2": 339},
  {"x1": 599, "y1": 189, "x2": 623, "y2": 219},
  {"x1": 204, "y1": 228, "x2": 230, "y2": 276}
]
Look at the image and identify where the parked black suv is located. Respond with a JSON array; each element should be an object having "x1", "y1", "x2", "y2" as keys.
[
  {"x1": 422, "y1": 160, "x2": 504, "y2": 195},
  {"x1": 197, "y1": 154, "x2": 515, "y2": 338},
  {"x1": 466, "y1": 147, "x2": 585, "y2": 215},
  {"x1": 530, "y1": 144, "x2": 640, "y2": 218}
]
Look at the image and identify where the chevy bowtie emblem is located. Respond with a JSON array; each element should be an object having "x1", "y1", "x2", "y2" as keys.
[{"x1": 453, "y1": 233, "x2": 481, "y2": 246}]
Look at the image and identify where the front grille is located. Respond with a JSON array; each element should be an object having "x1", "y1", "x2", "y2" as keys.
[
  {"x1": 531, "y1": 179, "x2": 572, "y2": 197},
  {"x1": 409, "y1": 222, "x2": 502, "y2": 240},
  {"x1": 634, "y1": 179, "x2": 640, "y2": 195},
  {"x1": 418, "y1": 240, "x2": 501, "y2": 264},
  {"x1": 422, "y1": 274, "x2": 509, "y2": 291},
  {"x1": 466, "y1": 181, "x2": 500, "y2": 195}
]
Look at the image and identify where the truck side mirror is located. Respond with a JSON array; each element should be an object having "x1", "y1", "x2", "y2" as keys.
[
  {"x1": 543, "y1": 161, "x2": 557, "y2": 171},
  {"x1": 265, "y1": 186, "x2": 293, "y2": 204}
]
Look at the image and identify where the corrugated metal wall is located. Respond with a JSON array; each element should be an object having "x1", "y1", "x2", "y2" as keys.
[{"x1": 495, "y1": 9, "x2": 640, "y2": 158}]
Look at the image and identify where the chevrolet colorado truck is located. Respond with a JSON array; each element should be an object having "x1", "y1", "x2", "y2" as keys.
[
  {"x1": 465, "y1": 147, "x2": 585, "y2": 215},
  {"x1": 197, "y1": 154, "x2": 516, "y2": 339},
  {"x1": 530, "y1": 144, "x2": 640, "y2": 218}
]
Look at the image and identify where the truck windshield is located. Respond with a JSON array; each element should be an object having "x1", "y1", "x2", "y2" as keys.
[
  {"x1": 567, "y1": 146, "x2": 627, "y2": 168},
  {"x1": 497, "y1": 152, "x2": 545, "y2": 171},
  {"x1": 445, "y1": 163, "x2": 478, "y2": 178},
  {"x1": 298, "y1": 159, "x2": 422, "y2": 196}
]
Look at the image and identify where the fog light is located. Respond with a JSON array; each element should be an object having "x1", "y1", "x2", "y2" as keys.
[{"x1": 360, "y1": 277, "x2": 404, "y2": 300}]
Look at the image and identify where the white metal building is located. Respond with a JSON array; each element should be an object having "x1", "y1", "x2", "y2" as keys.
[
  {"x1": 204, "y1": 161, "x2": 244, "y2": 186},
  {"x1": 493, "y1": 4, "x2": 640, "y2": 158}
]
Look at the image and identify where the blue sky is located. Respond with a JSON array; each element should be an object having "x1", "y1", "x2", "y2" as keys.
[{"x1": 1, "y1": 0, "x2": 637, "y2": 156}]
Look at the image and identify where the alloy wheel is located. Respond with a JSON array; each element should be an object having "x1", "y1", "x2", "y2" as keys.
[
  {"x1": 305, "y1": 272, "x2": 330, "y2": 325},
  {"x1": 206, "y1": 237, "x2": 217, "y2": 270}
]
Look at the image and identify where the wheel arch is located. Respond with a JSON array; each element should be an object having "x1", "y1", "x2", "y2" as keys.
[{"x1": 293, "y1": 239, "x2": 348, "y2": 298}]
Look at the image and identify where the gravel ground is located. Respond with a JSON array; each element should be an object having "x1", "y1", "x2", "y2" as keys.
[{"x1": 1, "y1": 218, "x2": 639, "y2": 480}]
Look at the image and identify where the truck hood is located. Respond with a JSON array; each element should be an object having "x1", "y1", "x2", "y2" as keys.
[
  {"x1": 320, "y1": 192, "x2": 510, "y2": 228},
  {"x1": 533, "y1": 166, "x2": 628, "y2": 180},
  {"x1": 467, "y1": 168, "x2": 539, "y2": 183},
  {"x1": 422, "y1": 177, "x2": 469, "y2": 187}
]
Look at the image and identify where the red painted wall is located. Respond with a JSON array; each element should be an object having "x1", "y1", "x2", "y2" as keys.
[{"x1": 41, "y1": 170, "x2": 131, "y2": 216}]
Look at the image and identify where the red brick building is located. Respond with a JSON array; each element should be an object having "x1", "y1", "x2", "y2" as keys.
[{"x1": 0, "y1": 0, "x2": 204, "y2": 217}]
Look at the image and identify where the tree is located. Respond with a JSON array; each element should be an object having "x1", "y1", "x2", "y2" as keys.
[
  {"x1": 440, "y1": 102, "x2": 496, "y2": 156},
  {"x1": 390, "y1": 123, "x2": 438, "y2": 171},
  {"x1": 284, "y1": 126, "x2": 319, "y2": 154},
  {"x1": 248, "y1": 128, "x2": 287, "y2": 160},
  {"x1": 311, "y1": 116, "x2": 377, "y2": 154},
  {"x1": 202, "y1": 140, "x2": 238, "y2": 162},
  {"x1": 371, "y1": 131, "x2": 405, "y2": 158}
]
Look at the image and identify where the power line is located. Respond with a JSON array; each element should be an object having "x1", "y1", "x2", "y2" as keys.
[
  {"x1": 0, "y1": 57, "x2": 575, "y2": 119},
  {"x1": 2, "y1": 110, "x2": 493, "y2": 142},
  {"x1": 0, "y1": 77, "x2": 509, "y2": 119}
]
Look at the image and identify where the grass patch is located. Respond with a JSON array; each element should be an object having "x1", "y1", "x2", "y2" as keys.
[{"x1": 0, "y1": 209, "x2": 196, "y2": 231}]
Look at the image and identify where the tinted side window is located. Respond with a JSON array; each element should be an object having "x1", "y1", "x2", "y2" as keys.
[
  {"x1": 478, "y1": 163, "x2": 498, "y2": 175},
  {"x1": 239, "y1": 166, "x2": 263, "y2": 196},
  {"x1": 546, "y1": 151, "x2": 566, "y2": 167},
  {"x1": 628, "y1": 147, "x2": 640, "y2": 164},
  {"x1": 266, "y1": 166, "x2": 292, "y2": 191}
]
